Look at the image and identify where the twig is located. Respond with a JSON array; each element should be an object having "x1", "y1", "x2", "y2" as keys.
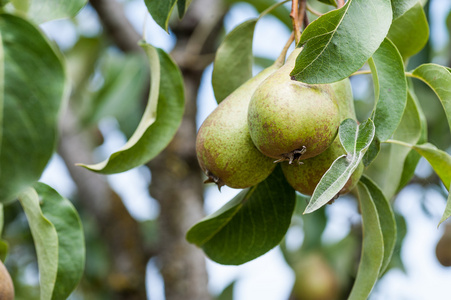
[
  {"x1": 299, "y1": 0, "x2": 308, "y2": 30},
  {"x1": 337, "y1": 0, "x2": 345, "y2": 8},
  {"x1": 306, "y1": 4, "x2": 323, "y2": 17},
  {"x1": 350, "y1": 70, "x2": 371, "y2": 76},
  {"x1": 290, "y1": 0, "x2": 301, "y2": 43}
]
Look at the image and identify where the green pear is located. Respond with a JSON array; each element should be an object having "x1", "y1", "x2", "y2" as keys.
[
  {"x1": 291, "y1": 252, "x2": 339, "y2": 300},
  {"x1": 247, "y1": 47, "x2": 340, "y2": 162},
  {"x1": 0, "y1": 260, "x2": 14, "y2": 300},
  {"x1": 282, "y1": 78, "x2": 363, "y2": 196},
  {"x1": 196, "y1": 61, "x2": 285, "y2": 189}
]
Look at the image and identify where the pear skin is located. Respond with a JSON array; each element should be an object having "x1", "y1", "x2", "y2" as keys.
[
  {"x1": 247, "y1": 47, "x2": 340, "y2": 162},
  {"x1": 436, "y1": 223, "x2": 451, "y2": 267},
  {"x1": 0, "y1": 260, "x2": 14, "y2": 300},
  {"x1": 196, "y1": 63, "x2": 282, "y2": 189},
  {"x1": 291, "y1": 252, "x2": 339, "y2": 300},
  {"x1": 282, "y1": 78, "x2": 363, "y2": 196}
]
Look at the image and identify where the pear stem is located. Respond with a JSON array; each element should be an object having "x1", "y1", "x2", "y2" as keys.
[
  {"x1": 290, "y1": 0, "x2": 301, "y2": 44},
  {"x1": 275, "y1": 32, "x2": 295, "y2": 65}
]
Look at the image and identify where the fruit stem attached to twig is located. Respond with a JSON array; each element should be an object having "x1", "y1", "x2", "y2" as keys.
[{"x1": 275, "y1": 32, "x2": 295, "y2": 65}]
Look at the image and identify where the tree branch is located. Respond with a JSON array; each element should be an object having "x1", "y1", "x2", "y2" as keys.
[{"x1": 89, "y1": 0, "x2": 142, "y2": 52}]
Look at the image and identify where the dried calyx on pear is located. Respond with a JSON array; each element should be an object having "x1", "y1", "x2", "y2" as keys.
[
  {"x1": 247, "y1": 47, "x2": 340, "y2": 163},
  {"x1": 281, "y1": 78, "x2": 364, "y2": 197}
]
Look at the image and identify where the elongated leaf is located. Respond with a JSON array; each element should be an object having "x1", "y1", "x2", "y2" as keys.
[
  {"x1": 34, "y1": 183, "x2": 85, "y2": 300},
  {"x1": 212, "y1": 1, "x2": 287, "y2": 103},
  {"x1": 0, "y1": 204, "x2": 6, "y2": 261},
  {"x1": 186, "y1": 166, "x2": 296, "y2": 265},
  {"x1": 11, "y1": 0, "x2": 87, "y2": 23},
  {"x1": 144, "y1": 0, "x2": 177, "y2": 32},
  {"x1": 80, "y1": 43, "x2": 184, "y2": 174},
  {"x1": 363, "y1": 137, "x2": 381, "y2": 167},
  {"x1": 0, "y1": 14, "x2": 67, "y2": 203},
  {"x1": 177, "y1": 0, "x2": 192, "y2": 18},
  {"x1": 340, "y1": 119, "x2": 375, "y2": 154},
  {"x1": 412, "y1": 64, "x2": 451, "y2": 133},
  {"x1": 349, "y1": 183, "x2": 384, "y2": 300},
  {"x1": 411, "y1": 144, "x2": 451, "y2": 190},
  {"x1": 317, "y1": 0, "x2": 337, "y2": 7},
  {"x1": 382, "y1": 92, "x2": 423, "y2": 199},
  {"x1": 391, "y1": 0, "x2": 418, "y2": 20},
  {"x1": 290, "y1": 0, "x2": 392, "y2": 83},
  {"x1": 216, "y1": 280, "x2": 235, "y2": 300},
  {"x1": 19, "y1": 187, "x2": 59, "y2": 300},
  {"x1": 369, "y1": 38, "x2": 407, "y2": 141},
  {"x1": 305, "y1": 119, "x2": 375, "y2": 213},
  {"x1": 440, "y1": 193, "x2": 451, "y2": 226},
  {"x1": 80, "y1": 53, "x2": 148, "y2": 129},
  {"x1": 360, "y1": 175, "x2": 396, "y2": 274},
  {"x1": 212, "y1": 19, "x2": 256, "y2": 103},
  {"x1": 387, "y1": 3, "x2": 429, "y2": 60},
  {"x1": 225, "y1": 0, "x2": 292, "y2": 29}
]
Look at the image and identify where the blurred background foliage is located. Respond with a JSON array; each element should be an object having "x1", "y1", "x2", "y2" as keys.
[{"x1": 1, "y1": 0, "x2": 451, "y2": 299}]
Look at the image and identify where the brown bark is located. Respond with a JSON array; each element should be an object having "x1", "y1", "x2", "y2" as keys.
[
  {"x1": 77, "y1": 0, "x2": 226, "y2": 299},
  {"x1": 89, "y1": 0, "x2": 142, "y2": 53},
  {"x1": 146, "y1": 1, "x2": 226, "y2": 299}
]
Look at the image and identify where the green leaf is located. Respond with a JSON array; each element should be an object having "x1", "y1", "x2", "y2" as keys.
[
  {"x1": 411, "y1": 143, "x2": 451, "y2": 190},
  {"x1": 144, "y1": 0, "x2": 177, "y2": 32},
  {"x1": 212, "y1": 19, "x2": 256, "y2": 103},
  {"x1": 216, "y1": 280, "x2": 235, "y2": 300},
  {"x1": 387, "y1": 3, "x2": 429, "y2": 60},
  {"x1": 412, "y1": 64, "x2": 451, "y2": 134},
  {"x1": 0, "y1": 204, "x2": 7, "y2": 262},
  {"x1": 177, "y1": 0, "x2": 192, "y2": 18},
  {"x1": 224, "y1": 0, "x2": 291, "y2": 29},
  {"x1": 440, "y1": 193, "x2": 451, "y2": 227},
  {"x1": 349, "y1": 183, "x2": 384, "y2": 300},
  {"x1": 18, "y1": 187, "x2": 59, "y2": 300},
  {"x1": 186, "y1": 166, "x2": 296, "y2": 265},
  {"x1": 80, "y1": 52, "x2": 148, "y2": 129},
  {"x1": 212, "y1": 1, "x2": 288, "y2": 103},
  {"x1": 340, "y1": 119, "x2": 375, "y2": 154},
  {"x1": 317, "y1": 0, "x2": 337, "y2": 7},
  {"x1": 0, "y1": 240, "x2": 7, "y2": 262},
  {"x1": 390, "y1": 0, "x2": 418, "y2": 19},
  {"x1": 305, "y1": 119, "x2": 375, "y2": 214},
  {"x1": 297, "y1": 195, "x2": 327, "y2": 251},
  {"x1": 11, "y1": 0, "x2": 87, "y2": 23},
  {"x1": 290, "y1": 0, "x2": 392, "y2": 84},
  {"x1": 363, "y1": 137, "x2": 380, "y2": 167},
  {"x1": 369, "y1": 38, "x2": 407, "y2": 141},
  {"x1": 382, "y1": 92, "x2": 423, "y2": 199},
  {"x1": 360, "y1": 175, "x2": 396, "y2": 274},
  {"x1": 34, "y1": 183, "x2": 85, "y2": 300},
  {"x1": 79, "y1": 43, "x2": 184, "y2": 174},
  {"x1": 0, "y1": 14, "x2": 67, "y2": 203}
]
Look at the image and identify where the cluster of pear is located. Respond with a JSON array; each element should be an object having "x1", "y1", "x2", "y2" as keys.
[{"x1": 196, "y1": 47, "x2": 363, "y2": 196}]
